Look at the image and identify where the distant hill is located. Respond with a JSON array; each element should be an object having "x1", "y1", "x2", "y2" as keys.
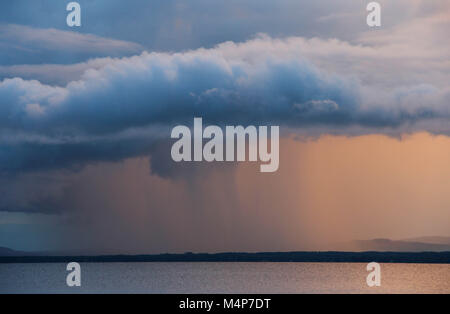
[
  {"x1": 402, "y1": 236, "x2": 450, "y2": 245},
  {"x1": 0, "y1": 247, "x2": 30, "y2": 256},
  {"x1": 335, "y1": 238, "x2": 450, "y2": 252},
  {"x1": 2, "y1": 236, "x2": 450, "y2": 259},
  {"x1": 0, "y1": 247, "x2": 80, "y2": 257},
  {"x1": 1, "y1": 251, "x2": 449, "y2": 264}
]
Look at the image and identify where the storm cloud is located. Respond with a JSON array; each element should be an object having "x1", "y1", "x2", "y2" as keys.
[
  {"x1": 1, "y1": 33, "x2": 449, "y2": 175},
  {"x1": 1, "y1": 0, "x2": 449, "y2": 253}
]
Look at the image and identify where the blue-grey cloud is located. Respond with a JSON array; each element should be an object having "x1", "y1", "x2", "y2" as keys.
[
  {"x1": 0, "y1": 24, "x2": 143, "y2": 65},
  {"x1": 0, "y1": 35, "x2": 449, "y2": 175},
  {"x1": 1, "y1": 0, "x2": 441, "y2": 65},
  {"x1": 0, "y1": 0, "x2": 363, "y2": 56},
  {"x1": 0, "y1": 59, "x2": 112, "y2": 86}
]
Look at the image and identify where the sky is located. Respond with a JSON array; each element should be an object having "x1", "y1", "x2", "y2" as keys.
[{"x1": 0, "y1": 0, "x2": 449, "y2": 253}]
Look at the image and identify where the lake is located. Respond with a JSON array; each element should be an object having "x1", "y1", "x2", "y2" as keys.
[{"x1": 0, "y1": 262, "x2": 448, "y2": 293}]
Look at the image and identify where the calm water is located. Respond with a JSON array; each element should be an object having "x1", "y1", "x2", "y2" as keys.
[{"x1": 0, "y1": 262, "x2": 449, "y2": 294}]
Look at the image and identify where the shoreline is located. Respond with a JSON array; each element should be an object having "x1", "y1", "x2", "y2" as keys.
[{"x1": 1, "y1": 251, "x2": 450, "y2": 264}]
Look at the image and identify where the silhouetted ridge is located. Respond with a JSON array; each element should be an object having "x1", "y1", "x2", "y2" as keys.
[{"x1": 1, "y1": 251, "x2": 449, "y2": 264}]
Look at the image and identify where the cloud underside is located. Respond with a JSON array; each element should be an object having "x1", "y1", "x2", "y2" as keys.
[{"x1": 0, "y1": 31, "x2": 449, "y2": 175}]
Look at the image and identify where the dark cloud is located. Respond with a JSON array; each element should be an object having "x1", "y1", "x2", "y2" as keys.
[
  {"x1": 0, "y1": 59, "x2": 112, "y2": 86},
  {"x1": 0, "y1": 24, "x2": 143, "y2": 65},
  {"x1": 0, "y1": 0, "x2": 433, "y2": 66},
  {"x1": 0, "y1": 0, "x2": 361, "y2": 56},
  {"x1": 0, "y1": 35, "x2": 449, "y2": 176}
]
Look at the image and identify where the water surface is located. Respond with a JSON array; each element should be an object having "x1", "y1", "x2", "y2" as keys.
[{"x1": 0, "y1": 262, "x2": 448, "y2": 293}]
